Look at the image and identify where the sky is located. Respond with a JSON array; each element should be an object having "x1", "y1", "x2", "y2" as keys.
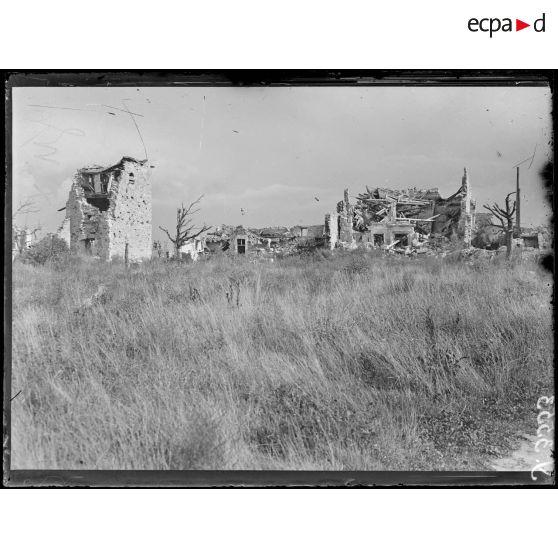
[{"x1": 12, "y1": 86, "x2": 553, "y2": 242}]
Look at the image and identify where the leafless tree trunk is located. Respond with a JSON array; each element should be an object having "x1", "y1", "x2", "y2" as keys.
[
  {"x1": 483, "y1": 192, "x2": 516, "y2": 259},
  {"x1": 159, "y1": 195, "x2": 211, "y2": 259},
  {"x1": 13, "y1": 197, "x2": 40, "y2": 219},
  {"x1": 13, "y1": 196, "x2": 42, "y2": 256},
  {"x1": 125, "y1": 242, "x2": 129, "y2": 268}
]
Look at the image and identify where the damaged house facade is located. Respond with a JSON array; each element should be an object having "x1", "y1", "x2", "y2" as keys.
[
  {"x1": 61, "y1": 156, "x2": 152, "y2": 262},
  {"x1": 179, "y1": 237, "x2": 207, "y2": 261},
  {"x1": 325, "y1": 168, "x2": 475, "y2": 251},
  {"x1": 204, "y1": 224, "x2": 325, "y2": 256}
]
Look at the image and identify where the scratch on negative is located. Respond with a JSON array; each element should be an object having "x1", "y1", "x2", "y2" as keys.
[{"x1": 199, "y1": 95, "x2": 206, "y2": 153}]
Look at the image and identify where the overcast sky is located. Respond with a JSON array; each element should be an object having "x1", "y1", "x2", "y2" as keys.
[{"x1": 12, "y1": 86, "x2": 552, "y2": 241}]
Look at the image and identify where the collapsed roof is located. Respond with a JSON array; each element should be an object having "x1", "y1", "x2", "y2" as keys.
[
  {"x1": 352, "y1": 175, "x2": 474, "y2": 238},
  {"x1": 79, "y1": 156, "x2": 148, "y2": 175}
]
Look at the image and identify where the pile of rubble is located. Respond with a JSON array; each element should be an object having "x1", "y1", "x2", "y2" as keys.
[
  {"x1": 326, "y1": 168, "x2": 475, "y2": 252},
  {"x1": 203, "y1": 223, "x2": 325, "y2": 257}
]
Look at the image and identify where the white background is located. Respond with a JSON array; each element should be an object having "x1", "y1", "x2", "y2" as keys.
[
  {"x1": 2, "y1": 1, "x2": 555, "y2": 556},
  {"x1": 1, "y1": 489, "x2": 555, "y2": 557},
  {"x1": 1, "y1": 1, "x2": 556, "y2": 68}
]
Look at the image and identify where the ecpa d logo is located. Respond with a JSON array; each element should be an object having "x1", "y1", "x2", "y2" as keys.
[{"x1": 468, "y1": 13, "x2": 546, "y2": 37}]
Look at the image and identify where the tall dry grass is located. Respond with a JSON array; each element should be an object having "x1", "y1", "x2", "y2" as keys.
[{"x1": 10, "y1": 249, "x2": 554, "y2": 469}]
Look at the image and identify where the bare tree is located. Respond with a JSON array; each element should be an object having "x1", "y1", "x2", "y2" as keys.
[
  {"x1": 159, "y1": 195, "x2": 211, "y2": 258},
  {"x1": 13, "y1": 196, "x2": 40, "y2": 219},
  {"x1": 483, "y1": 192, "x2": 516, "y2": 259},
  {"x1": 12, "y1": 196, "x2": 42, "y2": 256}
]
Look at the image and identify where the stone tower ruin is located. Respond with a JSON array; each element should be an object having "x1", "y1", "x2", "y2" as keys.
[{"x1": 64, "y1": 156, "x2": 152, "y2": 262}]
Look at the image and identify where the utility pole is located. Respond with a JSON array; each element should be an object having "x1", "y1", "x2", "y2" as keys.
[
  {"x1": 512, "y1": 144, "x2": 537, "y2": 239},
  {"x1": 515, "y1": 165, "x2": 521, "y2": 238}
]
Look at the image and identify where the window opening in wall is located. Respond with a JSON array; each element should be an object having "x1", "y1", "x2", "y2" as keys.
[
  {"x1": 100, "y1": 173, "x2": 110, "y2": 193},
  {"x1": 522, "y1": 235, "x2": 539, "y2": 249},
  {"x1": 86, "y1": 197, "x2": 110, "y2": 212},
  {"x1": 237, "y1": 238, "x2": 246, "y2": 254},
  {"x1": 129, "y1": 172, "x2": 135, "y2": 184},
  {"x1": 92, "y1": 174, "x2": 102, "y2": 193},
  {"x1": 394, "y1": 233, "x2": 409, "y2": 247},
  {"x1": 373, "y1": 234, "x2": 384, "y2": 246},
  {"x1": 83, "y1": 238, "x2": 94, "y2": 255}
]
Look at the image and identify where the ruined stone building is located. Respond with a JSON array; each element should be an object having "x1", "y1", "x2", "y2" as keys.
[
  {"x1": 204, "y1": 224, "x2": 325, "y2": 255},
  {"x1": 56, "y1": 217, "x2": 71, "y2": 246},
  {"x1": 292, "y1": 225, "x2": 325, "y2": 241},
  {"x1": 12, "y1": 226, "x2": 38, "y2": 260},
  {"x1": 178, "y1": 236, "x2": 207, "y2": 261},
  {"x1": 60, "y1": 156, "x2": 152, "y2": 262},
  {"x1": 325, "y1": 168, "x2": 475, "y2": 250},
  {"x1": 228, "y1": 227, "x2": 262, "y2": 254},
  {"x1": 512, "y1": 227, "x2": 551, "y2": 250}
]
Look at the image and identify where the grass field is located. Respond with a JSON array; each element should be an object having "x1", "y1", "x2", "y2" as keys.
[{"x1": 10, "y1": 249, "x2": 554, "y2": 470}]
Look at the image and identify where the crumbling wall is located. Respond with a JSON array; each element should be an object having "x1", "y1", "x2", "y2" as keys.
[
  {"x1": 367, "y1": 222, "x2": 415, "y2": 247},
  {"x1": 432, "y1": 169, "x2": 475, "y2": 244},
  {"x1": 106, "y1": 159, "x2": 152, "y2": 261},
  {"x1": 325, "y1": 168, "x2": 477, "y2": 251},
  {"x1": 337, "y1": 189, "x2": 354, "y2": 244},
  {"x1": 65, "y1": 157, "x2": 152, "y2": 262},
  {"x1": 66, "y1": 177, "x2": 111, "y2": 259},
  {"x1": 56, "y1": 217, "x2": 71, "y2": 246},
  {"x1": 456, "y1": 168, "x2": 474, "y2": 248},
  {"x1": 179, "y1": 237, "x2": 206, "y2": 261},
  {"x1": 324, "y1": 212, "x2": 338, "y2": 249},
  {"x1": 229, "y1": 229, "x2": 259, "y2": 254}
]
